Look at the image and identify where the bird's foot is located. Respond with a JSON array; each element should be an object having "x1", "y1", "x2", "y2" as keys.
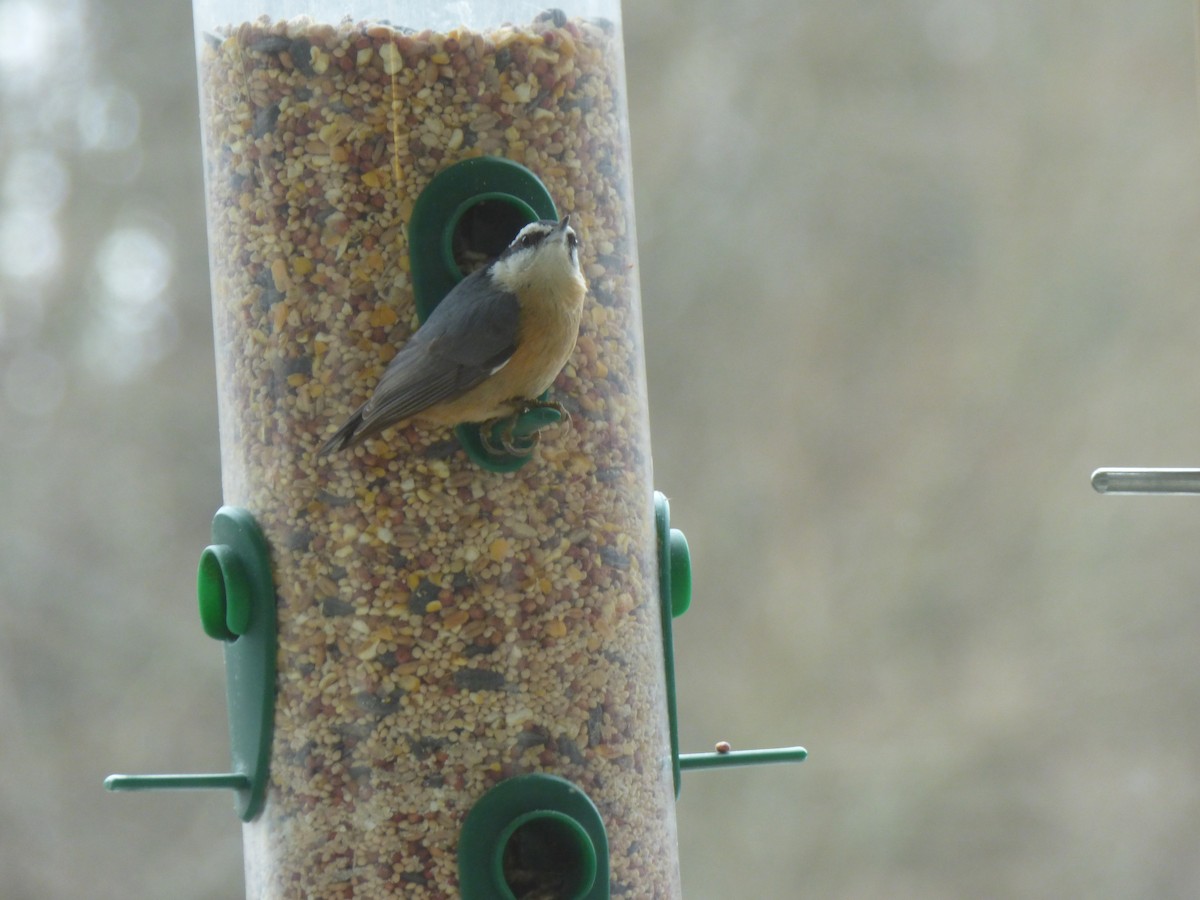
[
  {"x1": 480, "y1": 413, "x2": 538, "y2": 457},
  {"x1": 478, "y1": 401, "x2": 569, "y2": 458}
]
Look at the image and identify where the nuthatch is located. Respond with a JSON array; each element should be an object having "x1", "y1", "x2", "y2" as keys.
[{"x1": 320, "y1": 215, "x2": 586, "y2": 457}]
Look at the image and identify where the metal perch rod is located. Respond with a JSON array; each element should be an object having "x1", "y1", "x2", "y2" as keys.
[{"x1": 1091, "y1": 469, "x2": 1200, "y2": 495}]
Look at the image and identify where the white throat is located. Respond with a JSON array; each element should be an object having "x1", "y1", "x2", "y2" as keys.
[{"x1": 492, "y1": 242, "x2": 582, "y2": 296}]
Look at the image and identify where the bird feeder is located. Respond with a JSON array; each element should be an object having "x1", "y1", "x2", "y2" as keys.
[{"x1": 107, "y1": 1, "x2": 805, "y2": 896}]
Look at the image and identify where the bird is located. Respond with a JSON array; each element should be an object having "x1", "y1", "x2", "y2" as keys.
[{"x1": 319, "y1": 215, "x2": 586, "y2": 457}]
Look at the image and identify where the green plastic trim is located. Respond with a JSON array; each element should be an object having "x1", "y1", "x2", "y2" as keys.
[
  {"x1": 409, "y1": 157, "x2": 562, "y2": 472},
  {"x1": 459, "y1": 773, "x2": 609, "y2": 899},
  {"x1": 105, "y1": 506, "x2": 276, "y2": 822},
  {"x1": 653, "y1": 492, "x2": 806, "y2": 794},
  {"x1": 654, "y1": 491, "x2": 686, "y2": 797}
]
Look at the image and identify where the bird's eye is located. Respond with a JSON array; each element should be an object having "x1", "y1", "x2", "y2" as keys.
[
  {"x1": 566, "y1": 232, "x2": 578, "y2": 249},
  {"x1": 521, "y1": 235, "x2": 535, "y2": 248}
]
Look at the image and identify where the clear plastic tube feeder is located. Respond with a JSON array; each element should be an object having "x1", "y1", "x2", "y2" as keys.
[{"x1": 195, "y1": 0, "x2": 675, "y2": 896}]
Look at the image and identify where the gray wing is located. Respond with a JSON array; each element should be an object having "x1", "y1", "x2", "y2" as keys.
[{"x1": 357, "y1": 273, "x2": 520, "y2": 432}]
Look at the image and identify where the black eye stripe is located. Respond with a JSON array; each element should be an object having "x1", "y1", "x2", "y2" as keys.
[
  {"x1": 513, "y1": 227, "x2": 551, "y2": 250},
  {"x1": 498, "y1": 221, "x2": 568, "y2": 260}
]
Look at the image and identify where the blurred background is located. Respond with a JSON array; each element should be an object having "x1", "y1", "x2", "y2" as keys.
[{"x1": 4, "y1": 0, "x2": 1200, "y2": 897}]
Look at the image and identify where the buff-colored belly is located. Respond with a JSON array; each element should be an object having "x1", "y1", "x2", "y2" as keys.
[{"x1": 415, "y1": 289, "x2": 584, "y2": 426}]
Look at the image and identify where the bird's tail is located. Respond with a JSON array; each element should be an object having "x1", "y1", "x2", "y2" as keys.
[{"x1": 318, "y1": 408, "x2": 366, "y2": 456}]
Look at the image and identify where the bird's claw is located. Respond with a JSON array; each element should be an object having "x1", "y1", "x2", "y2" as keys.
[
  {"x1": 479, "y1": 401, "x2": 569, "y2": 458},
  {"x1": 480, "y1": 415, "x2": 538, "y2": 457}
]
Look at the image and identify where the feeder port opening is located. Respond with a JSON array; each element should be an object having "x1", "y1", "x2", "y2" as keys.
[
  {"x1": 496, "y1": 810, "x2": 598, "y2": 900},
  {"x1": 447, "y1": 195, "x2": 539, "y2": 277}
]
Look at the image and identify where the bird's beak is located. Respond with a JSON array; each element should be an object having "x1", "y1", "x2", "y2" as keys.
[{"x1": 556, "y1": 214, "x2": 571, "y2": 232}]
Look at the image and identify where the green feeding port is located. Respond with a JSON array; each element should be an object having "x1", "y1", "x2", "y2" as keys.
[
  {"x1": 409, "y1": 157, "x2": 565, "y2": 472},
  {"x1": 105, "y1": 506, "x2": 276, "y2": 822},
  {"x1": 459, "y1": 774, "x2": 609, "y2": 900},
  {"x1": 654, "y1": 491, "x2": 807, "y2": 794}
]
